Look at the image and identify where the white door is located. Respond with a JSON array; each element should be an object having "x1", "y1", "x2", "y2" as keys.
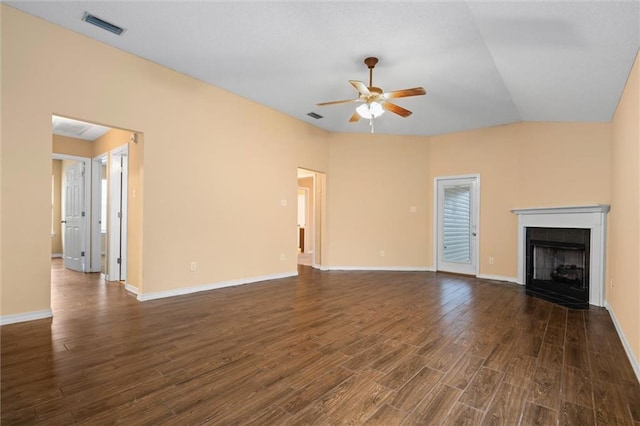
[
  {"x1": 62, "y1": 161, "x2": 85, "y2": 271},
  {"x1": 436, "y1": 176, "x2": 478, "y2": 275},
  {"x1": 108, "y1": 146, "x2": 128, "y2": 281}
]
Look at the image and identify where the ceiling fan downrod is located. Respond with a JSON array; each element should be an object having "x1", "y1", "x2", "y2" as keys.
[{"x1": 364, "y1": 57, "x2": 378, "y2": 88}]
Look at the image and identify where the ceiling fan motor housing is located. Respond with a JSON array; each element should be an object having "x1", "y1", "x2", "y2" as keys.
[{"x1": 364, "y1": 57, "x2": 379, "y2": 69}]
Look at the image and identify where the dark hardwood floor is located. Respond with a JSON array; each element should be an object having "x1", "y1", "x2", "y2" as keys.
[{"x1": 2, "y1": 259, "x2": 639, "y2": 425}]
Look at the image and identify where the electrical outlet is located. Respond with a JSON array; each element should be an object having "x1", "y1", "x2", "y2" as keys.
[
  {"x1": 280, "y1": 253, "x2": 286, "y2": 261},
  {"x1": 190, "y1": 261, "x2": 197, "y2": 272},
  {"x1": 489, "y1": 257, "x2": 494, "y2": 265},
  {"x1": 380, "y1": 250, "x2": 385, "y2": 257}
]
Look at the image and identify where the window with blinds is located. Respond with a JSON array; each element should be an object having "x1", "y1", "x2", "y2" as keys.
[{"x1": 442, "y1": 186, "x2": 471, "y2": 263}]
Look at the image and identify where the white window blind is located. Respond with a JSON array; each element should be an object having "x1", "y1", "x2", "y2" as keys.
[{"x1": 443, "y1": 186, "x2": 471, "y2": 263}]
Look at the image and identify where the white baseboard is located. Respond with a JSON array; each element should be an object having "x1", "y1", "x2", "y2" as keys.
[
  {"x1": 327, "y1": 266, "x2": 435, "y2": 272},
  {"x1": 476, "y1": 274, "x2": 520, "y2": 284},
  {"x1": 605, "y1": 301, "x2": 640, "y2": 383},
  {"x1": 0, "y1": 309, "x2": 53, "y2": 326},
  {"x1": 137, "y1": 271, "x2": 299, "y2": 302},
  {"x1": 312, "y1": 264, "x2": 329, "y2": 271},
  {"x1": 51, "y1": 253, "x2": 63, "y2": 258},
  {"x1": 124, "y1": 283, "x2": 140, "y2": 295}
]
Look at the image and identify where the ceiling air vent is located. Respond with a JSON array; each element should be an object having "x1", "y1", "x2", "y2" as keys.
[
  {"x1": 307, "y1": 112, "x2": 323, "y2": 119},
  {"x1": 82, "y1": 12, "x2": 125, "y2": 35}
]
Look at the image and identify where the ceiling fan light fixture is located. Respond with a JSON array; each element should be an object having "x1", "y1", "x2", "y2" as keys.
[{"x1": 356, "y1": 102, "x2": 385, "y2": 119}]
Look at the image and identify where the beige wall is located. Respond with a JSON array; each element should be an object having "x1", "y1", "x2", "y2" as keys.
[
  {"x1": 316, "y1": 172, "x2": 327, "y2": 265},
  {"x1": 1, "y1": 5, "x2": 329, "y2": 316},
  {"x1": 609, "y1": 51, "x2": 640, "y2": 361},
  {"x1": 326, "y1": 122, "x2": 610, "y2": 275},
  {"x1": 93, "y1": 128, "x2": 132, "y2": 157},
  {"x1": 327, "y1": 133, "x2": 431, "y2": 267},
  {"x1": 518, "y1": 122, "x2": 611, "y2": 207},
  {"x1": 428, "y1": 122, "x2": 611, "y2": 278},
  {"x1": 51, "y1": 160, "x2": 62, "y2": 254},
  {"x1": 429, "y1": 124, "x2": 522, "y2": 276},
  {"x1": 52, "y1": 134, "x2": 93, "y2": 157}
]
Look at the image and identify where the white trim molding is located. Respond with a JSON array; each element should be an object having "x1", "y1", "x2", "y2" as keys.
[
  {"x1": 605, "y1": 301, "x2": 640, "y2": 383},
  {"x1": 512, "y1": 204, "x2": 610, "y2": 307},
  {"x1": 476, "y1": 274, "x2": 519, "y2": 283},
  {"x1": 136, "y1": 271, "x2": 298, "y2": 302},
  {"x1": 327, "y1": 266, "x2": 436, "y2": 272},
  {"x1": 0, "y1": 309, "x2": 53, "y2": 326},
  {"x1": 124, "y1": 283, "x2": 140, "y2": 295}
]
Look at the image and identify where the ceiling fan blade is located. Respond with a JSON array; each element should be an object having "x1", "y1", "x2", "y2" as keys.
[
  {"x1": 383, "y1": 102, "x2": 412, "y2": 118},
  {"x1": 349, "y1": 80, "x2": 371, "y2": 96},
  {"x1": 384, "y1": 87, "x2": 426, "y2": 99},
  {"x1": 349, "y1": 111, "x2": 360, "y2": 122},
  {"x1": 316, "y1": 99, "x2": 359, "y2": 106}
]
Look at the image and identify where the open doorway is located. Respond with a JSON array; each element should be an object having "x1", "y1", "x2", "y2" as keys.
[
  {"x1": 51, "y1": 115, "x2": 135, "y2": 284},
  {"x1": 297, "y1": 168, "x2": 326, "y2": 268}
]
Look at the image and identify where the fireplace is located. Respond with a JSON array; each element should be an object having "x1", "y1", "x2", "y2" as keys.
[
  {"x1": 526, "y1": 227, "x2": 590, "y2": 309},
  {"x1": 512, "y1": 205, "x2": 609, "y2": 308}
]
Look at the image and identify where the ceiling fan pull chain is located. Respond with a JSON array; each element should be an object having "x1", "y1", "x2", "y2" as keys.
[{"x1": 370, "y1": 117, "x2": 374, "y2": 134}]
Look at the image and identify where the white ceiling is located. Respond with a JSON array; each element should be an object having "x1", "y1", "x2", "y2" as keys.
[
  {"x1": 10, "y1": 1, "x2": 640, "y2": 137},
  {"x1": 52, "y1": 115, "x2": 111, "y2": 141}
]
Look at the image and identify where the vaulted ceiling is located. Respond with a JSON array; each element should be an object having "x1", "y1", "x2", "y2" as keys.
[{"x1": 8, "y1": 1, "x2": 640, "y2": 136}]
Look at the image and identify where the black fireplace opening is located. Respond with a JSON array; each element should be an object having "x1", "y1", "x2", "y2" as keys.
[{"x1": 525, "y1": 227, "x2": 590, "y2": 309}]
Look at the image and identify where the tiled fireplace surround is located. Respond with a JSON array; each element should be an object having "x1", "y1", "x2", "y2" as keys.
[{"x1": 512, "y1": 205, "x2": 610, "y2": 307}]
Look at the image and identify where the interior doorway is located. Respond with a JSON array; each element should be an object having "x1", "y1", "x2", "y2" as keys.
[
  {"x1": 51, "y1": 115, "x2": 133, "y2": 284},
  {"x1": 297, "y1": 187, "x2": 310, "y2": 253},
  {"x1": 297, "y1": 168, "x2": 326, "y2": 268}
]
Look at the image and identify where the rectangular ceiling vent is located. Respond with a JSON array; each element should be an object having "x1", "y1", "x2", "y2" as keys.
[
  {"x1": 82, "y1": 12, "x2": 125, "y2": 36},
  {"x1": 307, "y1": 112, "x2": 323, "y2": 119}
]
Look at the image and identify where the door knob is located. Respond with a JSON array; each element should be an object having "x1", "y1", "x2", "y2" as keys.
[{"x1": 60, "y1": 220, "x2": 67, "y2": 224}]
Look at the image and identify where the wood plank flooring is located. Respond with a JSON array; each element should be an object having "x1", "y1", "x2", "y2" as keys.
[{"x1": 2, "y1": 259, "x2": 639, "y2": 425}]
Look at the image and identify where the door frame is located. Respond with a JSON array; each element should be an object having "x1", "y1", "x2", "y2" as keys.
[
  {"x1": 90, "y1": 154, "x2": 108, "y2": 273},
  {"x1": 108, "y1": 144, "x2": 128, "y2": 281},
  {"x1": 297, "y1": 168, "x2": 326, "y2": 268},
  {"x1": 297, "y1": 186, "x2": 311, "y2": 253},
  {"x1": 52, "y1": 153, "x2": 92, "y2": 272},
  {"x1": 433, "y1": 174, "x2": 480, "y2": 276}
]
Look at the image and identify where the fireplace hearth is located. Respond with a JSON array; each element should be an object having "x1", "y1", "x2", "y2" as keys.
[{"x1": 526, "y1": 227, "x2": 590, "y2": 309}]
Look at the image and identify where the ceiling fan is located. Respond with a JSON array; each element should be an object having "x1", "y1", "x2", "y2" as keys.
[{"x1": 316, "y1": 57, "x2": 426, "y2": 132}]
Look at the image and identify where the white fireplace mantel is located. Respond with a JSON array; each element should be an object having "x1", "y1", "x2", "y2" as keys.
[{"x1": 512, "y1": 204, "x2": 610, "y2": 307}]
